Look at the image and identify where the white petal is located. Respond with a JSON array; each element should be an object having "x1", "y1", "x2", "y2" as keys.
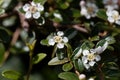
[
  {"x1": 79, "y1": 74, "x2": 86, "y2": 80},
  {"x1": 116, "y1": 20, "x2": 120, "y2": 25},
  {"x1": 83, "y1": 50, "x2": 89, "y2": 56},
  {"x1": 106, "y1": 10, "x2": 112, "y2": 16},
  {"x1": 63, "y1": 37, "x2": 68, "y2": 43},
  {"x1": 108, "y1": 17, "x2": 114, "y2": 23},
  {"x1": 57, "y1": 31, "x2": 64, "y2": 36},
  {"x1": 23, "y1": 4, "x2": 30, "y2": 12},
  {"x1": 95, "y1": 55, "x2": 101, "y2": 61},
  {"x1": 37, "y1": 4, "x2": 44, "y2": 11},
  {"x1": 89, "y1": 61, "x2": 95, "y2": 66},
  {"x1": 82, "y1": 56, "x2": 88, "y2": 63},
  {"x1": 112, "y1": 10, "x2": 119, "y2": 16},
  {"x1": 31, "y1": 1, "x2": 36, "y2": 6},
  {"x1": 57, "y1": 43, "x2": 64, "y2": 49},
  {"x1": 25, "y1": 11, "x2": 32, "y2": 19},
  {"x1": 48, "y1": 39, "x2": 55, "y2": 45},
  {"x1": 83, "y1": 63, "x2": 90, "y2": 69},
  {"x1": 95, "y1": 46, "x2": 103, "y2": 54},
  {"x1": 33, "y1": 12, "x2": 40, "y2": 19}
]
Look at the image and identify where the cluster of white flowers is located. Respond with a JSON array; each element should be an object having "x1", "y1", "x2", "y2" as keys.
[
  {"x1": 75, "y1": 41, "x2": 108, "y2": 69},
  {"x1": 79, "y1": 0, "x2": 98, "y2": 19},
  {"x1": 106, "y1": 10, "x2": 120, "y2": 25},
  {"x1": 23, "y1": 1, "x2": 44, "y2": 19},
  {"x1": 48, "y1": 31, "x2": 68, "y2": 49},
  {"x1": 103, "y1": 0, "x2": 118, "y2": 10}
]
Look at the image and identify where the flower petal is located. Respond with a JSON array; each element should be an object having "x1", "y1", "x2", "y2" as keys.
[
  {"x1": 57, "y1": 31, "x2": 64, "y2": 36},
  {"x1": 108, "y1": 17, "x2": 114, "y2": 23},
  {"x1": 33, "y1": 12, "x2": 40, "y2": 19},
  {"x1": 63, "y1": 37, "x2": 68, "y2": 43},
  {"x1": 37, "y1": 4, "x2": 44, "y2": 11},
  {"x1": 95, "y1": 55, "x2": 101, "y2": 61},
  {"x1": 82, "y1": 56, "x2": 88, "y2": 63},
  {"x1": 83, "y1": 50, "x2": 89, "y2": 56},
  {"x1": 89, "y1": 61, "x2": 95, "y2": 66},
  {"x1": 25, "y1": 11, "x2": 32, "y2": 19},
  {"x1": 83, "y1": 63, "x2": 90, "y2": 69},
  {"x1": 23, "y1": 4, "x2": 30, "y2": 12},
  {"x1": 48, "y1": 39, "x2": 55, "y2": 46},
  {"x1": 57, "y1": 43, "x2": 64, "y2": 49},
  {"x1": 31, "y1": 1, "x2": 36, "y2": 6}
]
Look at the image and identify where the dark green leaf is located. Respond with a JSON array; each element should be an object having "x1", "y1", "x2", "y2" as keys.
[
  {"x1": 73, "y1": 59, "x2": 84, "y2": 72},
  {"x1": 96, "y1": 39, "x2": 106, "y2": 47},
  {"x1": 2, "y1": 70, "x2": 22, "y2": 80},
  {"x1": 33, "y1": 0, "x2": 47, "y2": 5},
  {"x1": 32, "y1": 53, "x2": 46, "y2": 64},
  {"x1": 96, "y1": 9, "x2": 107, "y2": 20},
  {"x1": 89, "y1": 36, "x2": 100, "y2": 41},
  {"x1": 0, "y1": 43, "x2": 5, "y2": 64},
  {"x1": 48, "y1": 57, "x2": 69, "y2": 65},
  {"x1": 58, "y1": 72, "x2": 79, "y2": 80},
  {"x1": 62, "y1": 63, "x2": 73, "y2": 71}
]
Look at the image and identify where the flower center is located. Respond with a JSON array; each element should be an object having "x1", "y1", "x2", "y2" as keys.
[
  {"x1": 113, "y1": 14, "x2": 119, "y2": 20},
  {"x1": 87, "y1": 53, "x2": 95, "y2": 61},
  {"x1": 54, "y1": 36, "x2": 62, "y2": 43},
  {"x1": 87, "y1": 7, "x2": 94, "y2": 14},
  {"x1": 29, "y1": 6, "x2": 37, "y2": 13}
]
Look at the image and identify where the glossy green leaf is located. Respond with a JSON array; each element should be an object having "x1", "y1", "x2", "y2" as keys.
[
  {"x1": 32, "y1": 53, "x2": 46, "y2": 64},
  {"x1": 40, "y1": 39, "x2": 49, "y2": 46},
  {"x1": 0, "y1": 43, "x2": 5, "y2": 64},
  {"x1": 33, "y1": 0, "x2": 47, "y2": 5},
  {"x1": 89, "y1": 36, "x2": 100, "y2": 41},
  {"x1": 58, "y1": 72, "x2": 79, "y2": 80},
  {"x1": 96, "y1": 39, "x2": 106, "y2": 47},
  {"x1": 96, "y1": 9, "x2": 107, "y2": 20},
  {"x1": 72, "y1": 47, "x2": 82, "y2": 59},
  {"x1": 48, "y1": 57, "x2": 69, "y2": 65},
  {"x1": 2, "y1": 70, "x2": 22, "y2": 80},
  {"x1": 62, "y1": 63, "x2": 73, "y2": 71},
  {"x1": 73, "y1": 59, "x2": 84, "y2": 72},
  {"x1": 81, "y1": 41, "x2": 94, "y2": 50},
  {"x1": 105, "y1": 36, "x2": 116, "y2": 44}
]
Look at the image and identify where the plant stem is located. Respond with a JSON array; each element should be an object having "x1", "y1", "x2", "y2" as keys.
[{"x1": 26, "y1": 51, "x2": 33, "y2": 80}]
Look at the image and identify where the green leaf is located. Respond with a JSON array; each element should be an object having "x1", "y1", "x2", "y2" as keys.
[
  {"x1": 2, "y1": 70, "x2": 22, "y2": 80},
  {"x1": 0, "y1": 43, "x2": 5, "y2": 64},
  {"x1": 0, "y1": 8, "x2": 5, "y2": 15},
  {"x1": 40, "y1": 39, "x2": 49, "y2": 46},
  {"x1": 58, "y1": 72, "x2": 79, "y2": 80},
  {"x1": 32, "y1": 53, "x2": 46, "y2": 64},
  {"x1": 33, "y1": 0, "x2": 47, "y2": 5},
  {"x1": 72, "y1": 47, "x2": 82, "y2": 59},
  {"x1": 0, "y1": 0, "x2": 3, "y2": 5},
  {"x1": 96, "y1": 9, "x2": 107, "y2": 20},
  {"x1": 89, "y1": 36, "x2": 100, "y2": 41},
  {"x1": 96, "y1": 39, "x2": 106, "y2": 47},
  {"x1": 65, "y1": 43, "x2": 73, "y2": 58},
  {"x1": 72, "y1": 9, "x2": 81, "y2": 18},
  {"x1": 62, "y1": 63, "x2": 73, "y2": 71},
  {"x1": 81, "y1": 41, "x2": 94, "y2": 50},
  {"x1": 48, "y1": 57, "x2": 69, "y2": 65},
  {"x1": 105, "y1": 36, "x2": 116, "y2": 44},
  {"x1": 0, "y1": 27, "x2": 11, "y2": 43},
  {"x1": 73, "y1": 59, "x2": 84, "y2": 72}
]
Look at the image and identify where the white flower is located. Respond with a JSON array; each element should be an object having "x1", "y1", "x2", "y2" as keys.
[
  {"x1": 88, "y1": 78, "x2": 94, "y2": 80},
  {"x1": 82, "y1": 49, "x2": 101, "y2": 69},
  {"x1": 103, "y1": 0, "x2": 118, "y2": 10},
  {"x1": 80, "y1": 1, "x2": 98, "y2": 19},
  {"x1": 79, "y1": 74, "x2": 86, "y2": 80},
  {"x1": 106, "y1": 10, "x2": 120, "y2": 25},
  {"x1": 23, "y1": 1, "x2": 44, "y2": 19},
  {"x1": 48, "y1": 31, "x2": 68, "y2": 49}
]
